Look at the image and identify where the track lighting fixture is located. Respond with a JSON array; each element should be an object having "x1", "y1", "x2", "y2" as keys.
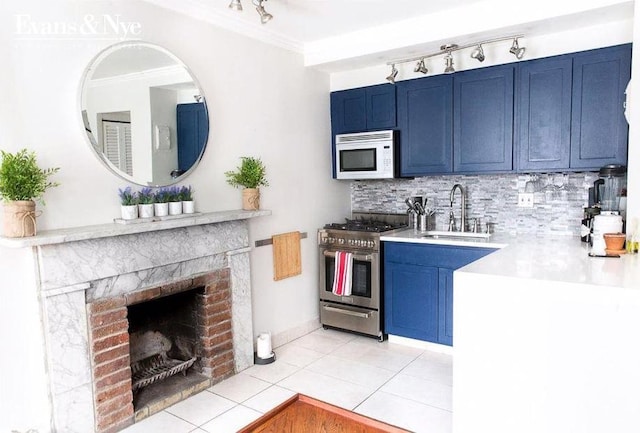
[
  {"x1": 385, "y1": 34, "x2": 525, "y2": 81},
  {"x1": 444, "y1": 52, "x2": 455, "y2": 74},
  {"x1": 228, "y1": 0, "x2": 273, "y2": 24},
  {"x1": 509, "y1": 38, "x2": 526, "y2": 59},
  {"x1": 228, "y1": 0, "x2": 243, "y2": 11},
  {"x1": 414, "y1": 58, "x2": 428, "y2": 74},
  {"x1": 470, "y1": 44, "x2": 485, "y2": 62},
  {"x1": 386, "y1": 64, "x2": 398, "y2": 84},
  {"x1": 254, "y1": 0, "x2": 273, "y2": 24}
]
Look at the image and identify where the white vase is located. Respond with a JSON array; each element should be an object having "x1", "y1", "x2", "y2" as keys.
[
  {"x1": 182, "y1": 200, "x2": 195, "y2": 214},
  {"x1": 154, "y1": 202, "x2": 169, "y2": 217},
  {"x1": 169, "y1": 201, "x2": 182, "y2": 215},
  {"x1": 138, "y1": 203, "x2": 154, "y2": 218},
  {"x1": 120, "y1": 205, "x2": 138, "y2": 220}
]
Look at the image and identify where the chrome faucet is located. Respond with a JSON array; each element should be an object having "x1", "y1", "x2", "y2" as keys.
[{"x1": 449, "y1": 184, "x2": 466, "y2": 232}]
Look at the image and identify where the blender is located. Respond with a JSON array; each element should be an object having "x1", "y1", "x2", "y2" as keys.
[
  {"x1": 594, "y1": 164, "x2": 626, "y2": 216},
  {"x1": 590, "y1": 164, "x2": 626, "y2": 255}
]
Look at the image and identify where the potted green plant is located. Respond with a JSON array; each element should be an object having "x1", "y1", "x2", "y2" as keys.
[
  {"x1": 118, "y1": 186, "x2": 138, "y2": 220},
  {"x1": 225, "y1": 156, "x2": 268, "y2": 210},
  {"x1": 0, "y1": 149, "x2": 59, "y2": 237},
  {"x1": 137, "y1": 187, "x2": 155, "y2": 218},
  {"x1": 179, "y1": 185, "x2": 195, "y2": 214}
]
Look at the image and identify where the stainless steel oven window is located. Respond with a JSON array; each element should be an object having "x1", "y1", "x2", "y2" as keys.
[{"x1": 324, "y1": 254, "x2": 372, "y2": 298}]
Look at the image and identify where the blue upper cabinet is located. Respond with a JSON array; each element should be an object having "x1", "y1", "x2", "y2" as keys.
[
  {"x1": 570, "y1": 44, "x2": 631, "y2": 169},
  {"x1": 330, "y1": 84, "x2": 396, "y2": 135},
  {"x1": 517, "y1": 56, "x2": 573, "y2": 171},
  {"x1": 397, "y1": 75, "x2": 453, "y2": 176},
  {"x1": 454, "y1": 64, "x2": 515, "y2": 173}
]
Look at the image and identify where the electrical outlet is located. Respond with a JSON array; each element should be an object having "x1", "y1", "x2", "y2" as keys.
[{"x1": 518, "y1": 193, "x2": 534, "y2": 208}]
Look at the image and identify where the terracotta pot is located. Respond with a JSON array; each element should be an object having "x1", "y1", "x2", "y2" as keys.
[
  {"x1": 3, "y1": 200, "x2": 37, "y2": 238},
  {"x1": 242, "y1": 188, "x2": 260, "y2": 210}
]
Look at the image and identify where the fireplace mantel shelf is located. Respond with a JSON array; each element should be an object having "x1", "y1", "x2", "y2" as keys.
[{"x1": 0, "y1": 209, "x2": 271, "y2": 248}]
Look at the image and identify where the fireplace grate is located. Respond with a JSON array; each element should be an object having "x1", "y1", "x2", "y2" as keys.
[{"x1": 131, "y1": 353, "x2": 197, "y2": 391}]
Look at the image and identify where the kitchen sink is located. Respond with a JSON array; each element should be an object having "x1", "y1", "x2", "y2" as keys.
[{"x1": 421, "y1": 230, "x2": 492, "y2": 240}]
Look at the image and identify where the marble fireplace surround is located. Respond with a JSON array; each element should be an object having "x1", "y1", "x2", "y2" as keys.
[{"x1": 2, "y1": 210, "x2": 270, "y2": 433}]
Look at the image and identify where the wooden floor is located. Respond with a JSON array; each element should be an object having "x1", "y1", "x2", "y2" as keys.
[{"x1": 238, "y1": 394, "x2": 411, "y2": 433}]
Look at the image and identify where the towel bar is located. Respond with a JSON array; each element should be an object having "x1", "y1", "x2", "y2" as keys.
[{"x1": 255, "y1": 232, "x2": 307, "y2": 247}]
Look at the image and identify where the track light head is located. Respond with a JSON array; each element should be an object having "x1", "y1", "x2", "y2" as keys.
[
  {"x1": 414, "y1": 58, "x2": 428, "y2": 74},
  {"x1": 228, "y1": 0, "x2": 243, "y2": 11},
  {"x1": 510, "y1": 38, "x2": 525, "y2": 59},
  {"x1": 253, "y1": 0, "x2": 273, "y2": 24},
  {"x1": 444, "y1": 52, "x2": 455, "y2": 74},
  {"x1": 386, "y1": 64, "x2": 398, "y2": 84},
  {"x1": 470, "y1": 44, "x2": 485, "y2": 62}
]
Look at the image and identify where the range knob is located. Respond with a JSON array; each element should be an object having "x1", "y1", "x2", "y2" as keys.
[{"x1": 338, "y1": 238, "x2": 345, "y2": 245}]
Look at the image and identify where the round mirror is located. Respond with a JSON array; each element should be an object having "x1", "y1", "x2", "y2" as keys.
[{"x1": 80, "y1": 42, "x2": 209, "y2": 186}]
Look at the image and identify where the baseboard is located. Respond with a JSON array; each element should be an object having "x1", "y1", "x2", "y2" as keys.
[
  {"x1": 388, "y1": 335, "x2": 453, "y2": 355},
  {"x1": 270, "y1": 318, "x2": 321, "y2": 349}
]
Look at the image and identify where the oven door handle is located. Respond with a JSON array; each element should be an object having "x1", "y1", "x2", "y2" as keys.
[
  {"x1": 322, "y1": 305, "x2": 371, "y2": 319},
  {"x1": 323, "y1": 250, "x2": 373, "y2": 262}
]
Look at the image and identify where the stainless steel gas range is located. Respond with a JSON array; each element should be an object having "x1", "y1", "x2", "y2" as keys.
[{"x1": 317, "y1": 212, "x2": 407, "y2": 341}]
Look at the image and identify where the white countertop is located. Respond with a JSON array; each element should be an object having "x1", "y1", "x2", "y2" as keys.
[
  {"x1": 382, "y1": 229, "x2": 640, "y2": 290},
  {"x1": 0, "y1": 209, "x2": 271, "y2": 248}
]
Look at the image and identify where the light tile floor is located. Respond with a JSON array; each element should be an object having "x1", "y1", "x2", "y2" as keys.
[{"x1": 122, "y1": 328, "x2": 452, "y2": 433}]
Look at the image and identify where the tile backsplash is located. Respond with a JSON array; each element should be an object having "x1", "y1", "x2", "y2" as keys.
[{"x1": 351, "y1": 172, "x2": 600, "y2": 236}]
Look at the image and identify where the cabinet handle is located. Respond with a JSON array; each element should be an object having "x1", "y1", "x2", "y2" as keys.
[{"x1": 322, "y1": 305, "x2": 371, "y2": 318}]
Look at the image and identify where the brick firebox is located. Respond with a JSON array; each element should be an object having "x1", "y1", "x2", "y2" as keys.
[{"x1": 87, "y1": 268, "x2": 234, "y2": 433}]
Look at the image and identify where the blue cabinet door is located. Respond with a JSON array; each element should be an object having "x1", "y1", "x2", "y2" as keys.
[
  {"x1": 177, "y1": 103, "x2": 208, "y2": 172},
  {"x1": 384, "y1": 261, "x2": 440, "y2": 342},
  {"x1": 454, "y1": 64, "x2": 515, "y2": 173},
  {"x1": 570, "y1": 44, "x2": 631, "y2": 169},
  {"x1": 366, "y1": 85, "x2": 397, "y2": 130},
  {"x1": 517, "y1": 56, "x2": 573, "y2": 171},
  {"x1": 397, "y1": 75, "x2": 453, "y2": 176},
  {"x1": 330, "y1": 88, "x2": 367, "y2": 134}
]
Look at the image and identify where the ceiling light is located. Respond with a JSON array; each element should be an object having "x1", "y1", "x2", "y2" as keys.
[
  {"x1": 510, "y1": 38, "x2": 526, "y2": 59},
  {"x1": 444, "y1": 52, "x2": 455, "y2": 74},
  {"x1": 253, "y1": 0, "x2": 273, "y2": 24},
  {"x1": 386, "y1": 64, "x2": 398, "y2": 84},
  {"x1": 228, "y1": 0, "x2": 243, "y2": 11},
  {"x1": 470, "y1": 44, "x2": 485, "y2": 62},
  {"x1": 414, "y1": 58, "x2": 428, "y2": 74}
]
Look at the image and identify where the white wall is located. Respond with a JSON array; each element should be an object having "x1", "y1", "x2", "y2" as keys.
[
  {"x1": 149, "y1": 87, "x2": 178, "y2": 185},
  {"x1": 0, "y1": 1, "x2": 349, "y2": 431}
]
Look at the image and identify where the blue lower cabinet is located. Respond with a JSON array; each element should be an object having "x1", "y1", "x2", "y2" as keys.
[
  {"x1": 385, "y1": 262, "x2": 440, "y2": 341},
  {"x1": 383, "y1": 242, "x2": 495, "y2": 346}
]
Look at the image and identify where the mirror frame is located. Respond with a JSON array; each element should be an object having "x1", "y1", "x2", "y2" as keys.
[{"x1": 79, "y1": 41, "x2": 209, "y2": 187}]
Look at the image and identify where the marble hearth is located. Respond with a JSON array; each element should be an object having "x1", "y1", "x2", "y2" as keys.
[{"x1": 1, "y1": 210, "x2": 269, "y2": 433}]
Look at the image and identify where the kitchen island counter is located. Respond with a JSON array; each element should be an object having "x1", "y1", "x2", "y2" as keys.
[
  {"x1": 382, "y1": 229, "x2": 639, "y2": 289},
  {"x1": 383, "y1": 229, "x2": 640, "y2": 432}
]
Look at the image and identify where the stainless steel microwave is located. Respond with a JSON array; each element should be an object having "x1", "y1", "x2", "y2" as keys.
[{"x1": 335, "y1": 130, "x2": 396, "y2": 180}]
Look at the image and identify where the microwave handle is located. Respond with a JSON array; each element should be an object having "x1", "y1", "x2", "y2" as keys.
[{"x1": 323, "y1": 250, "x2": 373, "y2": 262}]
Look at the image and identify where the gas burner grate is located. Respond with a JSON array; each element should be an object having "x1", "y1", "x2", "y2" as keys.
[{"x1": 131, "y1": 353, "x2": 197, "y2": 391}]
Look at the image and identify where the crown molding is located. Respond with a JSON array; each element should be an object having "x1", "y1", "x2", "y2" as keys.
[{"x1": 141, "y1": 0, "x2": 304, "y2": 54}]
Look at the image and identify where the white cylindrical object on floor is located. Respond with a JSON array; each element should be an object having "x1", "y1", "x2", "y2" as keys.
[{"x1": 256, "y1": 333, "x2": 272, "y2": 359}]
